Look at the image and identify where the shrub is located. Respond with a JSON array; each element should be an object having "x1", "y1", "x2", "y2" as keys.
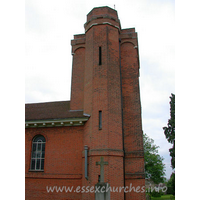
[{"x1": 151, "y1": 190, "x2": 163, "y2": 197}]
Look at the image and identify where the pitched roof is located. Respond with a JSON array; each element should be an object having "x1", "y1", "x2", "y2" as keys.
[{"x1": 25, "y1": 101, "x2": 85, "y2": 121}]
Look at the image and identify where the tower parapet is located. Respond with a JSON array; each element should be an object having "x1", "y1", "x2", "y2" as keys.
[{"x1": 84, "y1": 6, "x2": 121, "y2": 33}]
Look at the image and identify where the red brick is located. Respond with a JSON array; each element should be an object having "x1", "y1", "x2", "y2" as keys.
[{"x1": 25, "y1": 6, "x2": 145, "y2": 200}]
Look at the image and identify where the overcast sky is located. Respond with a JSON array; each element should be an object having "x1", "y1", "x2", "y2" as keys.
[{"x1": 25, "y1": 0, "x2": 175, "y2": 179}]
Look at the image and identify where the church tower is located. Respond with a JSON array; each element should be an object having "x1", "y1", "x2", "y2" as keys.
[
  {"x1": 71, "y1": 6, "x2": 145, "y2": 200},
  {"x1": 25, "y1": 6, "x2": 145, "y2": 200}
]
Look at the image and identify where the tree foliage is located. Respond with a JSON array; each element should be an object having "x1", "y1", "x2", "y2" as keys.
[
  {"x1": 143, "y1": 133, "x2": 166, "y2": 184},
  {"x1": 163, "y1": 93, "x2": 175, "y2": 169},
  {"x1": 167, "y1": 172, "x2": 175, "y2": 195}
]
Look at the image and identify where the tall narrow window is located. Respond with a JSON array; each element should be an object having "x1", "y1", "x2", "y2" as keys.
[
  {"x1": 30, "y1": 135, "x2": 46, "y2": 171},
  {"x1": 99, "y1": 110, "x2": 102, "y2": 130},
  {"x1": 99, "y1": 46, "x2": 102, "y2": 65}
]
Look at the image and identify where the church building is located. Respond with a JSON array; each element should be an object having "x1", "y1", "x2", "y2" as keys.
[{"x1": 25, "y1": 6, "x2": 146, "y2": 200}]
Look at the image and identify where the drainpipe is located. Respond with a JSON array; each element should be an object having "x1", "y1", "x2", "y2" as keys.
[{"x1": 84, "y1": 145, "x2": 88, "y2": 180}]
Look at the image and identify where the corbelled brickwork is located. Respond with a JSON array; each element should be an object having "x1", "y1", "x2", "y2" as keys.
[{"x1": 25, "y1": 6, "x2": 145, "y2": 200}]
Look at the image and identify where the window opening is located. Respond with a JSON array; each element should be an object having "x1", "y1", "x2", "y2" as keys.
[
  {"x1": 30, "y1": 135, "x2": 46, "y2": 171},
  {"x1": 99, "y1": 110, "x2": 102, "y2": 130},
  {"x1": 99, "y1": 46, "x2": 102, "y2": 65}
]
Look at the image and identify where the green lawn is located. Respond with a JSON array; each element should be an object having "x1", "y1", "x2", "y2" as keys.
[{"x1": 151, "y1": 195, "x2": 175, "y2": 200}]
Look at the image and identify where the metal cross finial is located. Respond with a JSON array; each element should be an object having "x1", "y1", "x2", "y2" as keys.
[{"x1": 96, "y1": 157, "x2": 108, "y2": 183}]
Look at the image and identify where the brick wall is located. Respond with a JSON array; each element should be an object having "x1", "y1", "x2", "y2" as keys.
[
  {"x1": 70, "y1": 34, "x2": 85, "y2": 111},
  {"x1": 120, "y1": 28, "x2": 146, "y2": 200},
  {"x1": 25, "y1": 126, "x2": 84, "y2": 200}
]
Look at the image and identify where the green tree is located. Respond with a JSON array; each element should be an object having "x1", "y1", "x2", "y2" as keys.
[
  {"x1": 163, "y1": 93, "x2": 175, "y2": 169},
  {"x1": 163, "y1": 93, "x2": 175, "y2": 196},
  {"x1": 167, "y1": 172, "x2": 175, "y2": 195},
  {"x1": 143, "y1": 133, "x2": 166, "y2": 184}
]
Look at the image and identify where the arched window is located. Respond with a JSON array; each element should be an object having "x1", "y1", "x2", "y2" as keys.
[{"x1": 30, "y1": 135, "x2": 46, "y2": 171}]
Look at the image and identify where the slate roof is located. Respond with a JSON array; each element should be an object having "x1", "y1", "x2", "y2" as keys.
[{"x1": 25, "y1": 101, "x2": 85, "y2": 121}]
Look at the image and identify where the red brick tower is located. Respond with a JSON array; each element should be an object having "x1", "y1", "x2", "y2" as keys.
[
  {"x1": 71, "y1": 6, "x2": 145, "y2": 200},
  {"x1": 25, "y1": 6, "x2": 145, "y2": 200}
]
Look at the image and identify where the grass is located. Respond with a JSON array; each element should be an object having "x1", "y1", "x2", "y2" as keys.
[{"x1": 151, "y1": 194, "x2": 175, "y2": 200}]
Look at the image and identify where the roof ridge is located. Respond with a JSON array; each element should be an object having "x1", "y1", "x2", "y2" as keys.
[{"x1": 25, "y1": 100, "x2": 70, "y2": 105}]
